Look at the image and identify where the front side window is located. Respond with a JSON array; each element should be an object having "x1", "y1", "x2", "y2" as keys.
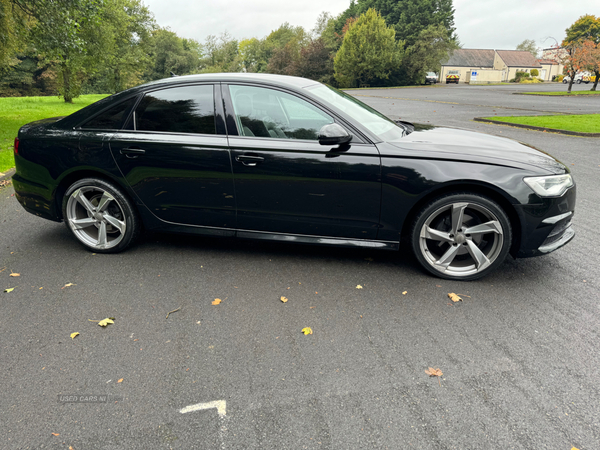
[
  {"x1": 229, "y1": 85, "x2": 334, "y2": 140},
  {"x1": 134, "y1": 85, "x2": 216, "y2": 134}
]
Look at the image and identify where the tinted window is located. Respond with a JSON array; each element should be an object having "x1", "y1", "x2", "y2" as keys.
[
  {"x1": 135, "y1": 85, "x2": 215, "y2": 134},
  {"x1": 229, "y1": 85, "x2": 334, "y2": 140},
  {"x1": 82, "y1": 97, "x2": 137, "y2": 129}
]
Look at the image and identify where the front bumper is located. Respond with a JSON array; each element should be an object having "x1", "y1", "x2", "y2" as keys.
[{"x1": 515, "y1": 185, "x2": 576, "y2": 258}]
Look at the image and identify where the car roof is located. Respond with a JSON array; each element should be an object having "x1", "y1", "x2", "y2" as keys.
[{"x1": 138, "y1": 73, "x2": 321, "y2": 91}]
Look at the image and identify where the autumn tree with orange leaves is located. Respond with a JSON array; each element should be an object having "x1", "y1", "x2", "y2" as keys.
[{"x1": 564, "y1": 14, "x2": 600, "y2": 91}]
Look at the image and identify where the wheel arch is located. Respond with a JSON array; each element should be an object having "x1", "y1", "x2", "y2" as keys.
[
  {"x1": 54, "y1": 169, "x2": 137, "y2": 221},
  {"x1": 400, "y1": 182, "x2": 522, "y2": 257}
]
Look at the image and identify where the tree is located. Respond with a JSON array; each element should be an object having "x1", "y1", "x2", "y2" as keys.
[
  {"x1": 578, "y1": 40, "x2": 600, "y2": 91},
  {"x1": 199, "y1": 32, "x2": 241, "y2": 73},
  {"x1": 337, "y1": 0, "x2": 457, "y2": 85},
  {"x1": 352, "y1": 0, "x2": 456, "y2": 47},
  {"x1": 84, "y1": 0, "x2": 156, "y2": 94},
  {"x1": 296, "y1": 38, "x2": 334, "y2": 84},
  {"x1": 144, "y1": 28, "x2": 202, "y2": 80},
  {"x1": 239, "y1": 37, "x2": 267, "y2": 73},
  {"x1": 553, "y1": 42, "x2": 585, "y2": 93},
  {"x1": 334, "y1": 8, "x2": 404, "y2": 88},
  {"x1": 402, "y1": 24, "x2": 459, "y2": 84},
  {"x1": 516, "y1": 39, "x2": 539, "y2": 58},
  {"x1": 0, "y1": 0, "x2": 27, "y2": 69},
  {"x1": 565, "y1": 14, "x2": 600, "y2": 90},
  {"x1": 1, "y1": 0, "x2": 103, "y2": 101}
]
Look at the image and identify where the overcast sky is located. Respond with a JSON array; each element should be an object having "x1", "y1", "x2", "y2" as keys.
[{"x1": 141, "y1": 0, "x2": 592, "y2": 51}]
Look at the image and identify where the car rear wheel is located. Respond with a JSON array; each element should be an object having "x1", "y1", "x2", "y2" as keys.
[
  {"x1": 62, "y1": 178, "x2": 140, "y2": 253},
  {"x1": 411, "y1": 193, "x2": 512, "y2": 281}
]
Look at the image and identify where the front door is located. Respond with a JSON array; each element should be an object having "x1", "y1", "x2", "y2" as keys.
[{"x1": 225, "y1": 84, "x2": 382, "y2": 240}]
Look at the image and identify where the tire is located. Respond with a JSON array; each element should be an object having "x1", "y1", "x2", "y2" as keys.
[
  {"x1": 576, "y1": 79, "x2": 581, "y2": 84},
  {"x1": 411, "y1": 193, "x2": 512, "y2": 281},
  {"x1": 563, "y1": 79, "x2": 568, "y2": 84},
  {"x1": 62, "y1": 178, "x2": 141, "y2": 253}
]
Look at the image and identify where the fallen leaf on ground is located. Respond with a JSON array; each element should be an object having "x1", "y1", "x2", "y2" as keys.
[
  {"x1": 212, "y1": 298, "x2": 222, "y2": 305},
  {"x1": 426, "y1": 366, "x2": 443, "y2": 386},
  {"x1": 356, "y1": 285, "x2": 363, "y2": 289},
  {"x1": 280, "y1": 296, "x2": 288, "y2": 303},
  {"x1": 402, "y1": 291, "x2": 407, "y2": 295},
  {"x1": 51, "y1": 433, "x2": 60, "y2": 436},
  {"x1": 448, "y1": 293, "x2": 462, "y2": 302},
  {"x1": 70, "y1": 332, "x2": 79, "y2": 339},
  {"x1": 425, "y1": 367, "x2": 443, "y2": 377},
  {"x1": 9, "y1": 272, "x2": 20, "y2": 277},
  {"x1": 62, "y1": 283, "x2": 76, "y2": 289},
  {"x1": 4, "y1": 287, "x2": 15, "y2": 293},
  {"x1": 301, "y1": 327, "x2": 313, "y2": 335},
  {"x1": 98, "y1": 318, "x2": 114, "y2": 327},
  {"x1": 117, "y1": 378, "x2": 123, "y2": 383}
]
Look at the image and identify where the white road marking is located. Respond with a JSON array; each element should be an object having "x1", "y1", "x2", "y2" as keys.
[
  {"x1": 179, "y1": 400, "x2": 227, "y2": 417},
  {"x1": 179, "y1": 400, "x2": 228, "y2": 449}
]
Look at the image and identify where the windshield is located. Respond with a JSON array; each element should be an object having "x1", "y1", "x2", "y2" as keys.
[{"x1": 307, "y1": 84, "x2": 406, "y2": 142}]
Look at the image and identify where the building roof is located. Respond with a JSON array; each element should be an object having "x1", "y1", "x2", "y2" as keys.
[
  {"x1": 538, "y1": 59, "x2": 558, "y2": 65},
  {"x1": 442, "y1": 49, "x2": 496, "y2": 67},
  {"x1": 495, "y1": 50, "x2": 542, "y2": 68}
]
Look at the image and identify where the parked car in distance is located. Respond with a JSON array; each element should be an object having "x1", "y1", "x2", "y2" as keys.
[
  {"x1": 425, "y1": 72, "x2": 438, "y2": 84},
  {"x1": 563, "y1": 72, "x2": 594, "y2": 84},
  {"x1": 13, "y1": 73, "x2": 576, "y2": 280}
]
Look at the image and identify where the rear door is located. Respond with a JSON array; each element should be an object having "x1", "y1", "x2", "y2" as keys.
[{"x1": 109, "y1": 83, "x2": 236, "y2": 229}]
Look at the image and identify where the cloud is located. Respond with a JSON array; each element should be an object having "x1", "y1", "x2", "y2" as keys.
[
  {"x1": 143, "y1": 0, "x2": 594, "y2": 52},
  {"x1": 454, "y1": 0, "x2": 592, "y2": 50}
]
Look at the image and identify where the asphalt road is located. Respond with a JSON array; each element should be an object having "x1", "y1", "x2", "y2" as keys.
[{"x1": 1, "y1": 82, "x2": 599, "y2": 450}]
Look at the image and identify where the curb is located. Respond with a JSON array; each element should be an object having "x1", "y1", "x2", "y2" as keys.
[
  {"x1": 514, "y1": 93, "x2": 600, "y2": 97},
  {"x1": 473, "y1": 118, "x2": 600, "y2": 137},
  {"x1": 0, "y1": 168, "x2": 16, "y2": 183}
]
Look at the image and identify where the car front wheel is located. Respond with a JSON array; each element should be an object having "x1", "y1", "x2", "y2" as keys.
[
  {"x1": 62, "y1": 178, "x2": 140, "y2": 253},
  {"x1": 411, "y1": 193, "x2": 512, "y2": 281}
]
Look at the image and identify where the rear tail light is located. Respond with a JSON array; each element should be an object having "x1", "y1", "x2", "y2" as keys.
[{"x1": 14, "y1": 137, "x2": 19, "y2": 155}]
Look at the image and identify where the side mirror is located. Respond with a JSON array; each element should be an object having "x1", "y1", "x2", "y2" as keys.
[{"x1": 318, "y1": 123, "x2": 352, "y2": 146}]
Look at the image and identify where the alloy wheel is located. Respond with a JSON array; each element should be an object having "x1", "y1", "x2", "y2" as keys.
[
  {"x1": 65, "y1": 186, "x2": 127, "y2": 250},
  {"x1": 418, "y1": 201, "x2": 505, "y2": 278}
]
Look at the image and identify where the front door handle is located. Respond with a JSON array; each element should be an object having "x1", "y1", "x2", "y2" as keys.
[
  {"x1": 120, "y1": 147, "x2": 146, "y2": 158},
  {"x1": 235, "y1": 155, "x2": 264, "y2": 167}
]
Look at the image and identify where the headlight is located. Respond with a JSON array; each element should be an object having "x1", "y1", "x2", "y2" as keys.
[{"x1": 523, "y1": 174, "x2": 574, "y2": 197}]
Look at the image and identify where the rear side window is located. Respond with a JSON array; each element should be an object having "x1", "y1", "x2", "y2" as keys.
[
  {"x1": 135, "y1": 85, "x2": 216, "y2": 134},
  {"x1": 81, "y1": 97, "x2": 137, "y2": 129}
]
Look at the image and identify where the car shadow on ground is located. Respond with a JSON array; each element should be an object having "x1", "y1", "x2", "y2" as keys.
[{"x1": 32, "y1": 223, "x2": 563, "y2": 286}]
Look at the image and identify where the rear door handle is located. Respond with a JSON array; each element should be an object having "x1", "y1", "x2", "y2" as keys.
[
  {"x1": 120, "y1": 147, "x2": 146, "y2": 158},
  {"x1": 235, "y1": 155, "x2": 264, "y2": 167}
]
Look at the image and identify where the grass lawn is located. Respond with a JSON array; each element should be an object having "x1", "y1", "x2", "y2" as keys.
[
  {"x1": 521, "y1": 90, "x2": 600, "y2": 96},
  {"x1": 0, "y1": 94, "x2": 107, "y2": 173},
  {"x1": 482, "y1": 114, "x2": 600, "y2": 133}
]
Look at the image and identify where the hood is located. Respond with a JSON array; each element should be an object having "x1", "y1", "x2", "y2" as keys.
[{"x1": 388, "y1": 125, "x2": 567, "y2": 174}]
